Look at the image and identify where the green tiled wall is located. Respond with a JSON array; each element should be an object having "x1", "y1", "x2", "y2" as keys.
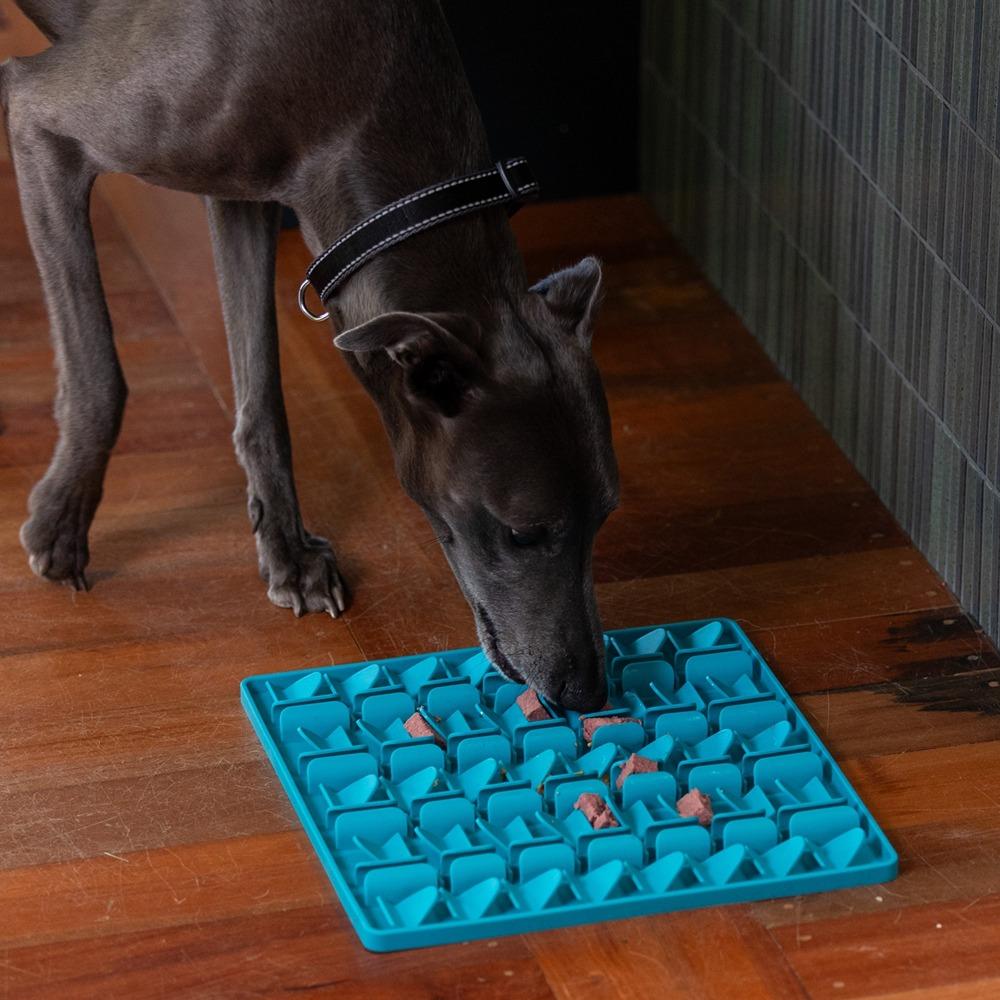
[{"x1": 641, "y1": 0, "x2": 1000, "y2": 641}]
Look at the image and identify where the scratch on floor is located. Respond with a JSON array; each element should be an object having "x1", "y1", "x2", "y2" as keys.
[{"x1": 144, "y1": 849, "x2": 188, "y2": 904}]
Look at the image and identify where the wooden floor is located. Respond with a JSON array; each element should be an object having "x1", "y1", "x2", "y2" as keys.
[{"x1": 3, "y1": 9, "x2": 1000, "y2": 999}]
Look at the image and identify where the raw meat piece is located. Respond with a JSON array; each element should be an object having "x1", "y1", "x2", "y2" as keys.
[
  {"x1": 615, "y1": 752, "x2": 658, "y2": 789},
  {"x1": 516, "y1": 688, "x2": 551, "y2": 722},
  {"x1": 574, "y1": 792, "x2": 619, "y2": 829},
  {"x1": 582, "y1": 714, "x2": 641, "y2": 744},
  {"x1": 404, "y1": 711, "x2": 444, "y2": 746},
  {"x1": 676, "y1": 788, "x2": 713, "y2": 826}
]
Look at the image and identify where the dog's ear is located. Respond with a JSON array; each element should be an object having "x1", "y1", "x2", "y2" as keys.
[
  {"x1": 529, "y1": 256, "x2": 603, "y2": 346},
  {"x1": 335, "y1": 311, "x2": 482, "y2": 417}
]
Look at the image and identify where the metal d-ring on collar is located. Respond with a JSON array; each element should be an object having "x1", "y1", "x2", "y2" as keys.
[
  {"x1": 298, "y1": 279, "x2": 329, "y2": 321},
  {"x1": 296, "y1": 157, "x2": 540, "y2": 322}
]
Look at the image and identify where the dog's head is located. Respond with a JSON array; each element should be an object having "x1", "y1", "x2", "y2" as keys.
[{"x1": 335, "y1": 257, "x2": 619, "y2": 711}]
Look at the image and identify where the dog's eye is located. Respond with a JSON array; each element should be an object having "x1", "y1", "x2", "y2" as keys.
[{"x1": 509, "y1": 525, "x2": 546, "y2": 547}]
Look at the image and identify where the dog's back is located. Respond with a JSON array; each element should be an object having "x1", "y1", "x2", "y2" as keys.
[{"x1": 7, "y1": 0, "x2": 485, "y2": 203}]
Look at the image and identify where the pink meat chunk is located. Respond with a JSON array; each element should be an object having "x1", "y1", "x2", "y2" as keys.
[
  {"x1": 574, "y1": 792, "x2": 619, "y2": 829},
  {"x1": 404, "y1": 712, "x2": 444, "y2": 746},
  {"x1": 582, "y1": 714, "x2": 641, "y2": 744},
  {"x1": 676, "y1": 788, "x2": 713, "y2": 826},
  {"x1": 615, "y1": 752, "x2": 659, "y2": 789},
  {"x1": 516, "y1": 688, "x2": 551, "y2": 722}
]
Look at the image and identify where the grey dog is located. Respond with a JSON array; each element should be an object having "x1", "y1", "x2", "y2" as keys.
[{"x1": 2, "y1": 0, "x2": 620, "y2": 711}]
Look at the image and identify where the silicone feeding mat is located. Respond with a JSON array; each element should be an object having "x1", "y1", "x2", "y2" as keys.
[{"x1": 241, "y1": 618, "x2": 897, "y2": 951}]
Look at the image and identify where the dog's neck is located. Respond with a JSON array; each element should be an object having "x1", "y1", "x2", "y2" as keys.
[
  {"x1": 285, "y1": 3, "x2": 526, "y2": 404},
  {"x1": 295, "y1": 168, "x2": 525, "y2": 327},
  {"x1": 291, "y1": 154, "x2": 527, "y2": 411}
]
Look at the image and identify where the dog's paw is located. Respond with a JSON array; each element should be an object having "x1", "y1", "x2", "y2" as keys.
[
  {"x1": 259, "y1": 531, "x2": 348, "y2": 618},
  {"x1": 20, "y1": 479, "x2": 98, "y2": 591}
]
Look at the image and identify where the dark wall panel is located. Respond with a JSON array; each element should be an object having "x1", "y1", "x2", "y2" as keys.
[
  {"x1": 641, "y1": 0, "x2": 1000, "y2": 643},
  {"x1": 445, "y1": 1, "x2": 640, "y2": 200}
]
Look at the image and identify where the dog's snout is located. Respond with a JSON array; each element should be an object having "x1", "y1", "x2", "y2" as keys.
[
  {"x1": 551, "y1": 646, "x2": 607, "y2": 712},
  {"x1": 558, "y1": 679, "x2": 607, "y2": 714}
]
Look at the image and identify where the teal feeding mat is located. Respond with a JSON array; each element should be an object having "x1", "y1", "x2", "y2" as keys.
[{"x1": 241, "y1": 617, "x2": 897, "y2": 951}]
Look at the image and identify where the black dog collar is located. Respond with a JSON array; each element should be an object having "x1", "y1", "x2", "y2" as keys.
[{"x1": 297, "y1": 157, "x2": 540, "y2": 321}]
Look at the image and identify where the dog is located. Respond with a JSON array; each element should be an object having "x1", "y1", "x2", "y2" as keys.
[{"x1": 2, "y1": 0, "x2": 619, "y2": 711}]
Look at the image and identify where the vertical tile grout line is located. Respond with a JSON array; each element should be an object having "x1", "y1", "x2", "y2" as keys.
[
  {"x1": 708, "y1": 0, "x2": 1000, "y2": 359},
  {"x1": 846, "y1": 0, "x2": 997, "y2": 169}
]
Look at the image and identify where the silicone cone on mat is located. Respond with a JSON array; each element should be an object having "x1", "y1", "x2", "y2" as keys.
[
  {"x1": 758, "y1": 836, "x2": 810, "y2": 877},
  {"x1": 400, "y1": 656, "x2": 445, "y2": 695},
  {"x1": 576, "y1": 742, "x2": 619, "y2": 775},
  {"x1": 355, "y1": 831, "x2": 412, "y2": 862},
  {"x1": 279, "y1": 671, "x2": 325, "y2": 700},
  {"x1": 441, "y1": 824, "x2": 473, "y2": 851},
  {"x1": 700, "y1": 844, "x2": 751, "y2": 885},
  {"x1": 520, "y1": 868, "x2": 570, "y2": 910},
  {"x1": 640, "y1": 852, "x2": 688, "y2": 893},
  {"x1": 456, "y1": 651, "x2": 493, "y2": 685},
  {"x1": 817, "y1": 827, "x2": 868, "y2": 868},
  {"x1": 341, "y1": 663, "x2": 383, "y2": 702},
  {"x1": 510, "y1": 748, "x2": 556, "y2": 787},
  {"x1": 631, "y1": 628, "x2": 667, "y2": 655},
  {"x1": 748, "y1": 720, "x2": 794, "y2": 752},
  {"x1": 396, "y1": 885, "x2": 442, "y2": 927},
  {"x1": 456, "y1": 757, "x2": 501, "y2": 799},
  {"x1": 504, "y1": 814, "x2": 535, "y2": 844},
  {"x1": 694, "y1": 729, "x2": 736, "y2": 759},
  {"x1": 298, "y1": 724, "x2": 354, "y2": 752},
  {"x1": 397, "y1": 766, "x2": 443, "y2": 805},
  {"x1": 582, "y1": 860, "x2": 632, "y2": 901},
  {"x1": 455, "y1": 877, "x2": 505, "y2": 919},
  {"x1": 335, "y1": 773, "x2": 381, "y2": 806},
  {"x1": 688, "y1": 621, "x2": 724, "y2": 648},
  {"x1": 638, "y1": 733, "x2": 675, "y2": 762}
]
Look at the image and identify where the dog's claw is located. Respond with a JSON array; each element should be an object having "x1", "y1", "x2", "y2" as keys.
[
  {"x1": 248, "y1": 497, "x2": 264, "y2": 534},
  {"x1": 333, "y1": 581, "x2": 346, "y2": 613},
  {"x1": 28, "y1": 551, "x2": 52, "y2": 578}
]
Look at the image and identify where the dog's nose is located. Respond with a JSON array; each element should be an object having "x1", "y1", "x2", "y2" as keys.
[{"x1": 557, "y1": 677, "x2": 608, "y2": 713}]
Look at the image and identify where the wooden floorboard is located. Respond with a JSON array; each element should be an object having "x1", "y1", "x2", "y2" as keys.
[{"x1": 3, "y1": 6, "x2": 1000, "y2": 997}]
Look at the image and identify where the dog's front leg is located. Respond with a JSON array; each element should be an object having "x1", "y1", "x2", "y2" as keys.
[
  {"x1": 205, "y1": 199, "x2": 346, "y2": 618},
  {"x1": 7, "y1": 89, "x2": 127, "y2": 590}
]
